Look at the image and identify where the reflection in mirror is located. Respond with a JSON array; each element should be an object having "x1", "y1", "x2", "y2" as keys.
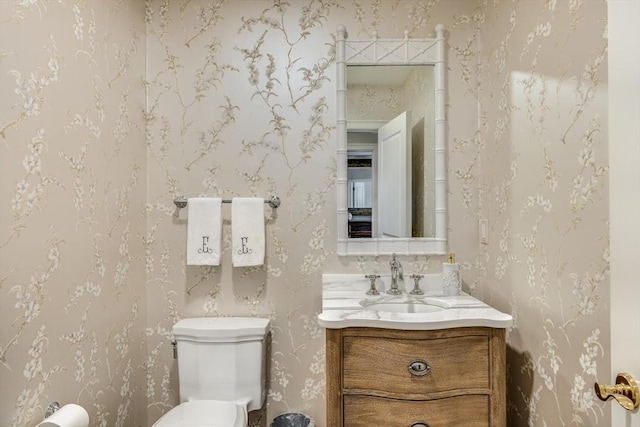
[
  {"x1": 336, "y1": 25, "x2": 447, "y2": 255},
  {"x1": 347, "y1": 147, "x2": 374, "y2": 238},
  {"x1": 346, "y1": 65, "x2": 434, "y2": 238}
]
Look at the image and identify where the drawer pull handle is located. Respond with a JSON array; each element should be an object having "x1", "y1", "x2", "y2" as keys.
[
  {"x1": 407, "y1": 359, "x2": 430, "y2": 376},
  {"x1": 410, "y1": 423, "x2": 429, "y2": 427}
]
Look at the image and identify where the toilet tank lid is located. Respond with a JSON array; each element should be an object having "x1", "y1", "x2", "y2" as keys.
[{"x1": 173, "y1": 317, "x2": 270, "y2": 342}]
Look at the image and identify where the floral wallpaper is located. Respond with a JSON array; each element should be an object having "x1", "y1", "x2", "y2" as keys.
[
  {"x1": 476, "y1": 1, "x2": 609, "y2": 425},
  {"x1": 0, "y1": 1, "x2": 147, "y2": 426},
  {"x1": 1, "y1": 1, "x2": 609, "y2": 427}
]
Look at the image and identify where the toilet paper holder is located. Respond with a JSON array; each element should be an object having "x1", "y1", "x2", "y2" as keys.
[{"x1": 44, "y1": 402, "x2": 61, "y2": 418}]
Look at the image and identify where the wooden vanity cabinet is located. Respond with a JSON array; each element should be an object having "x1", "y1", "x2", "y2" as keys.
[{"x1": 326, "y1": 327, "x2": 506, "y2": 427}]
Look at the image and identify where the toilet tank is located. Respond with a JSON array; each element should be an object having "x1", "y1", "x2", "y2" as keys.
[{"x1": 173, "y1": 317, "x2": 270, "y2": 412}]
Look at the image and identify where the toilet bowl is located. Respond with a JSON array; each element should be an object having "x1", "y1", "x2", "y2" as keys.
[
  {"x1": 152, "y1": 400, "x2": 246, "y2": 427},
  {"x1": 153, "y1": 317, "x2": 270, "y2": 427}
]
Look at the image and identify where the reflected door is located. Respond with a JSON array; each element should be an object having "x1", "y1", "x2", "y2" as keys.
[{"x1": 378, "y1": 111, "x2": 411, "y2": 238}]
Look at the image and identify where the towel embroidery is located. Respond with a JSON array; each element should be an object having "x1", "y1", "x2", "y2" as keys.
[
  {"x1": 198, "y1": 236, "x2": 213, "y2": 254},
  {"x1": 231, "y1": 197, "x2": 264, "y2": 267},
  {"x1": 237, "y1": 236, "x2": 253, "y2": 255}
]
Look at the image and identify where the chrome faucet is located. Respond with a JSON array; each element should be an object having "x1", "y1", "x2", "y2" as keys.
[{"x1": 387, "y1": 253, "x2": 403, "y2": 295}]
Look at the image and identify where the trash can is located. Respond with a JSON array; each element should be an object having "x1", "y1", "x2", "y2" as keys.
[{"x1": 271, "y1": 413, "x2": 315, "y2": 427}]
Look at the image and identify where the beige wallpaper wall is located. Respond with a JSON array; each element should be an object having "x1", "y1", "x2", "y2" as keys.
[
  {"x1": 0, "y1": 0, "x2": 147, "y2": 426},
  {"x1": 477, "y1": 1, "x2": 610, "y2": 425},
  {"x1": 1, "y1": 1, "x2": 609, "y2": 426}
]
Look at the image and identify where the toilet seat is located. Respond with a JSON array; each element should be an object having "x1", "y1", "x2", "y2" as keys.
[{"x1": 152, "y1": 400, "x2": 247, "y2": 427}]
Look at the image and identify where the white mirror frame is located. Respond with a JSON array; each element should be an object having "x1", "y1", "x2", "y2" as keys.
[{"x1": 336, "y1": 24, "x2": 447, "y2": 256}]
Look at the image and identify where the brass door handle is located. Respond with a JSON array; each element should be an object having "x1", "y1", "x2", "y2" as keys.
[{"x1": 595, "y1": 372, "x2": 639, "y2": 410}]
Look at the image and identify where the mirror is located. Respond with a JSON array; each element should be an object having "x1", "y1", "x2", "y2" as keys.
[
  {"x1": 347, "y1": 65, "x2": 434, "y2": 238},
  {"x1": 336, "y1": 25, "x2": 447, "y2": 255}
]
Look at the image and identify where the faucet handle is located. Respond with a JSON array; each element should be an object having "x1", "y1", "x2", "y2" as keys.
[
  {"x1": 365, "y1": 274, "x2": 380, "y2": 295},
  {"x1": 409, "y1": 274, "x2": 424, "y2": 295}
]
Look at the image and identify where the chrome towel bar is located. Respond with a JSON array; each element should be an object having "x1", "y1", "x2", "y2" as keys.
[{"x1": 173, "y1": 195, "x2": 281, "y2": 209}]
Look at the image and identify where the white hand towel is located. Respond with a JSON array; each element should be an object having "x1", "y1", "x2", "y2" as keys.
[
  {"x1": 187, "y1": 197, "x2": 222, "y2": 266},
  {"x1": 232, "y1": 197, "x2": 265, "y2": 267}
]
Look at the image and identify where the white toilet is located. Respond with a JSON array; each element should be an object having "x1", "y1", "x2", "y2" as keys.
[{"x1": 153, "y1": 317, "x2": 271, "y2": 427}]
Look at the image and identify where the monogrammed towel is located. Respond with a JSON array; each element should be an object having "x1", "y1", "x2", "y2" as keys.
[
  {"x1": 231, "y1": 198, "x2": 265, "y2": 267},
  {"x1": 187, "y1": 197, "x2": 222, "y2": 266}
]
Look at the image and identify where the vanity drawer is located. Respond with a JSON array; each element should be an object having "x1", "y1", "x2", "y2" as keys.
[
  {"x1": 343, "y1": 333, "x2": 489, "y2": 395},
  {"x1": 344, "y1": 394, "x2": 490, "y2": 427}
]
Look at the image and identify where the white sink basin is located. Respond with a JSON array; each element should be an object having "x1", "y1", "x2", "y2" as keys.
[
  {"x1": 319, "y1": 274, "x2": 514, "y2": 330},
  {"x1": 360, "y1": 299, "x2": 444, "y2": 314}
]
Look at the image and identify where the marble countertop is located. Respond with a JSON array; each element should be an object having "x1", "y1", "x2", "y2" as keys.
[{"x1": 318, "y1": 273, "x2": 513, "y2": 331}]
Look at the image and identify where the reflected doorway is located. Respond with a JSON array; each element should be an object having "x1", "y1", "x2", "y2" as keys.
[{"x1": 347, "y1": 133, "x2": 376, "y2": 238}]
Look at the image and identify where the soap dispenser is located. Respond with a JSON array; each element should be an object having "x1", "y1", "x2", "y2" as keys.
[{"x1": 442, "y1": 253, "x2": 461, "y2": 296}]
